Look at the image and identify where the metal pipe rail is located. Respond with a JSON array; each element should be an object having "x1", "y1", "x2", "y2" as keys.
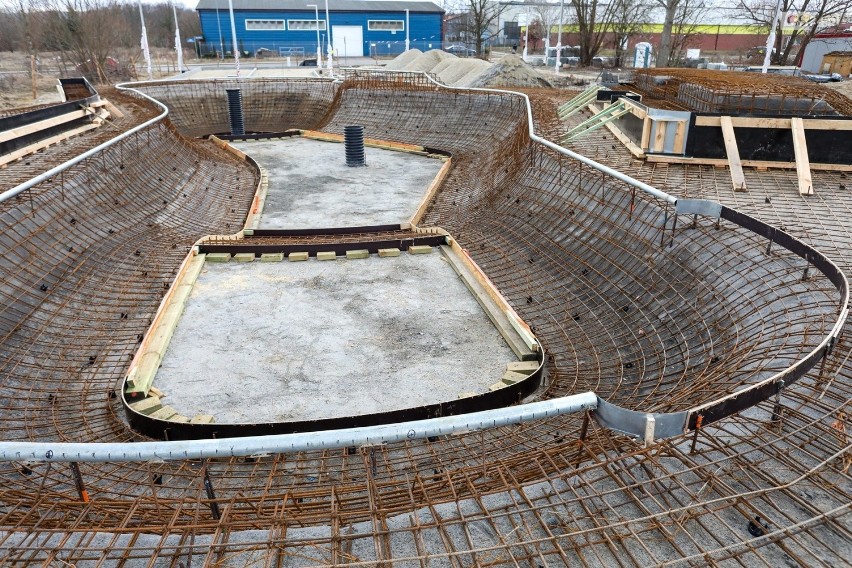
[{"x1": 0, "y1": 392, "x2": 598, "y2": 463}]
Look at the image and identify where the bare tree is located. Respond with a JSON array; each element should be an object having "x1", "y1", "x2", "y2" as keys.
[
  {"x1": 14, "y1": 0, "x2": 42, "y2": 99},
  {"x1": 39, "y1": 0, "x2": 134, "y2": 83},
  {"x1": 569, "y1": 0, "x2": 619, "y2": 66},
  {"x1": 450, "y1": 0, "x2": 510, "y2": 56},
  {"x1": 534, "y1": 1, "x2": 561, "y2": 52},
  {"x1": 668, "y1": 0, "x2": 708, "y2": 62},
  {"x1": 732, "y1": 0, "x2": 852, "y2": 65},
  {"x1": 0, "y1": 6, "x2": 24, "y2": 52},
  {"x1": 657, "y1": 0, "x2": 679, "y2": 66},
  {"x1": 609, "y1": 0, "x2": 653, "y2": 66},
  {"x1": 654, "y1": 0, "x2": 710, "y2": 66}
]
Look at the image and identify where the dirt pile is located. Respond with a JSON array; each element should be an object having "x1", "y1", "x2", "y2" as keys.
[
  {"x1": 382, "y1": 50, "x2": 555, "y2": 90},
  {"x1": 467, "y1": 54, "x2": 553, "y2": 88}
]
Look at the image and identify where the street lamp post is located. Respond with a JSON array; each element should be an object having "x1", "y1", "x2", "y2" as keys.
[
  {"x1": 227, "y1": 0, "x2": 240, "y2": 76},
  {"x1": 307, "y1": 4, "x2": 322, "y2": 69},
  {"x1": 522, "y1": 11, "x2": 529, "y2": 61},
  {"x1": 325, "y1": 0, "x2": 333, "y2": 75},
  {"x1": 405, "y1": 9, "x2": 410, "y2": 52}
]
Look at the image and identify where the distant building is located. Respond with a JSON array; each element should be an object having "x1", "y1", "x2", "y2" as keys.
[
  {"x1": 799, "y1": 33, "x2": 852, "y2": 72},
  {"x1": 498, "y1": 1, "x2": 767, "y2": 55},
  {"x1": 195, "y1": 0, "x2": 444, "y2": 59}
]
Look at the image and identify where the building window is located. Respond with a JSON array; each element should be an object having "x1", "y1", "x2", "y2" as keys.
[
  {"x1": 245, "y1": 19, "x2": 285, "y2": 31},
  {"x1": 367, "y1": 20, "x2": 404, "y2": 32},
  {"x1": 288, "y1": 20, "x2": 327, "y2": 31}
]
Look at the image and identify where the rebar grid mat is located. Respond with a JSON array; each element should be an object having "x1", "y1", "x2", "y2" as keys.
[
  {"x1": 0, "y1": 78, "x2": 849, "y2": 565},
  {"x1": 630, "y1": 68, "x2": 852, "y2": 116},
  {"x1": 202, "y1": 229, "x2": 426, "y2": 247}
]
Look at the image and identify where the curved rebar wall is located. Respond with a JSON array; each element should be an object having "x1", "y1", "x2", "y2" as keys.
[{"x1": 0, "y1": 76, "x2": 849, "y2": 566}]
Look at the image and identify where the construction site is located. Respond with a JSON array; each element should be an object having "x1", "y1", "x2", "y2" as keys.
[{"x1": 0, "y1": 54, "x2": 850, "y2": 567}]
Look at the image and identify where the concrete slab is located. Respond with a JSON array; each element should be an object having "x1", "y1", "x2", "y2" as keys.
[
  {"x1": 153, "y1": 253, "x2": 516, "y2": 424},
  {"x1": 230, "y1": 137, "x2": 443, "y2": 229}
]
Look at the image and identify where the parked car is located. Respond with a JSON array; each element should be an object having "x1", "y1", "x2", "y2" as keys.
[{"x1": 444, "y1": 44, "x2": 476, "y2": 57}]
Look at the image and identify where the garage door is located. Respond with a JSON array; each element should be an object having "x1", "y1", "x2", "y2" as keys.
[{"x1": 333, "y1": 25, "x2": 364, "y2": 58}]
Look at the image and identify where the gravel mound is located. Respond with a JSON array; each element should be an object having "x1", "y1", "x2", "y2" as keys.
[
  {"x1": 467, "y1": 54, "x2": 553, "y2": 88},
  {"x1": 384, "y1": 49, "x2": 422, "y2": 70}
]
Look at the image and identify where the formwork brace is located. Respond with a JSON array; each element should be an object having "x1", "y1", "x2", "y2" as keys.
[
  {"x1": 562, "y1": 100, "x2": 630, "y2": 143},
  {"x1": 558, "y1": 85, "x2": 601, "y2": 120}
]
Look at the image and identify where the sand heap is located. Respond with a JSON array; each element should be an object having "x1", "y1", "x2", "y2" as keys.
[
  {"x1": 384, "y1": 49, "x2": 423, "y2": 70},
  {"x1": 467, "y1": 54, "x2": 554, "y2": 88},
  {"x1": 383, "y1": 50, "x2": 553, "y2": 89},
  {"x1": 402, "y1": 49, "x2": 455, "y2": 72}
]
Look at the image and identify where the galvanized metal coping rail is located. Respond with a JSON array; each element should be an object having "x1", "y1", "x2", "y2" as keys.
[
  {"x1": 0, "y1": 86, "x2": 170, "y2": 203},
  {"x1": 0, "y1": 75, "x2": 846, "y2": 463},
  {"x1": 0, "y1": 393, "x2": 598, "y2": 463}
]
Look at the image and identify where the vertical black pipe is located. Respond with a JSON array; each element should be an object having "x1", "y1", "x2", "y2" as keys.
[
  {"x1": 226, "y1": 88, "x2": 245, "y2": 137},
  {"x1": 344, "y1": 125, "x2": 366, "y2": 167}
]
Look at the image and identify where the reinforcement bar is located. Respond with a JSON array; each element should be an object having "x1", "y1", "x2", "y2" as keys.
[
  {"x1": 0, "y1": 392, "x2": 598, "y2": 463},
  {"x1": 0, "y1": 75, "x2": 846, "y2": 459},
  {"x1": 0, "y1": 85, "x2": 170, "y2": 203}
]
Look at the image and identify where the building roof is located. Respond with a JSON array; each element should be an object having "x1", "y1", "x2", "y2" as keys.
[{"x1": 196, "y1": 0, "x2": 443, "y2": 13}]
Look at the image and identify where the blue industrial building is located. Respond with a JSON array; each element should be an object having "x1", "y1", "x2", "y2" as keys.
[{"x1": 196, "y1": 0, "x2": 444, "y2": 59}]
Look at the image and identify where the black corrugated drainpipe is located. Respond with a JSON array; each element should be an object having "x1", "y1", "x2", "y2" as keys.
[
  {"x1": 344, "y1": 125, "x2": 366, "y2": 167},
  {"x1": 226, "y1": 88, "x2": 245, "y2": 136}
]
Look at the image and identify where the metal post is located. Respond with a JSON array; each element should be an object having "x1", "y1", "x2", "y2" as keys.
[
  {"x1": 555, "y1": 0, "x2": 564, "y2": 74},
  {"x1": 690, "y1": 414, "x2": 703, "y2": 454},
  {"x1": 202, "y1": 460, "x2": 221, "y2": 520},
  {"x1": 761, "y1": 0, "x2": 784, "y2": 73},
  {"x1": 522, "y1": 10, "x2": 529, "y2": 61},
  {"x1": 70, "y1": 462, "x2": 89, "y2": 502},
  {"x1": 405, "y1": 9, "x2": 410, "y2": 52},
  {"x1": 308, "y1": 4, "x2": 322, "y2": 69},
  {"x1": 325, "y1": 0, "x2": 333, "y2": 75},
  {"x1": 216, "y1": 6, "x2": 224, "y2": 59},
  {"x1": 227, "y1": 0, "x2": 240, "y2": 77}
]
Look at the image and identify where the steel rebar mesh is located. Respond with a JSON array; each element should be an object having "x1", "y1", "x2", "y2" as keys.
[
  {"x1": 0, "y1": 77, "x2": 848, "y2": 566},
  {"x1": 630, "y1": 68, "x2": 852, "y2": 116}
]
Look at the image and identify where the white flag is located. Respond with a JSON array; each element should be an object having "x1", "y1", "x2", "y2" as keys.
[{"x1": 174, "y1": 5, "x2": 184, "y2": 72}]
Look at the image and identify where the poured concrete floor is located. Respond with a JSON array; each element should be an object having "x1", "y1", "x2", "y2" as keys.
[
  {"x1": 154, "y1": 252, "x2": 516, "y2": 423},
  {"x1": 232, "y1": 137, "x2": 443, "y2": 229}
]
